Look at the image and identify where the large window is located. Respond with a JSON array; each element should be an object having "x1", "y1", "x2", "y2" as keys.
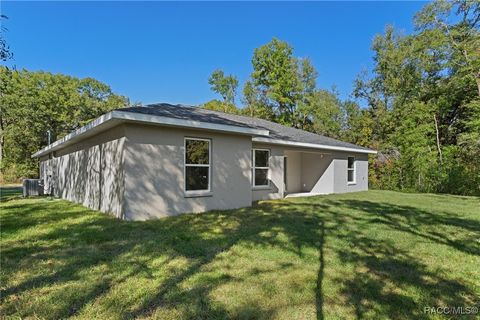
[
  {"x1": 253, "y1": 149, "x2": 270, "y2": 187},
  {"x1": 347, "y1": 156, "x2": 355, "y2": 184},
  {"x1": 185, "y1": 138, "x2": 210, "y2": 192}
]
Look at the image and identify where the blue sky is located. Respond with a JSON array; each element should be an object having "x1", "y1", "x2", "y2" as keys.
[{"x1": 2, "y1": 1, "x2": 426, "y2": 106}]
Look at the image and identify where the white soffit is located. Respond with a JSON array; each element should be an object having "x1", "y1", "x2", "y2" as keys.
[{"x1": 252, "y1": 137, "x2": 377, "y2": 154}]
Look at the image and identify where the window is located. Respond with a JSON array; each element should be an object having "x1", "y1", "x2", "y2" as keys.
[
  {"x1": 185, "y1": 138, "x2": 210, "y2": 192},
  {"x1": 347, "y1": 156, "x2": 355, "y2": 184},
  {"x1": 253, "y1": 149, "x2": 270, "y2": 187}
]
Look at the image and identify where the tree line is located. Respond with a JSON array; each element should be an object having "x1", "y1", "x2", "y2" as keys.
[
  {"x1": 1, "y1": 0, "x2": 478, "y2": 196},
  {"x1": 205, "y1": 0, "x2": 479, "y2": 196},
  {"x1": 0, "y1": 68, "x2": 129, "y2": 182}
]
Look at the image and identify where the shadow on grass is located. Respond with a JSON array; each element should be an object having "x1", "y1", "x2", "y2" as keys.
[
  {"x1": 0, "y1": 186, "x2": 22, "y2": 202},
  {"x1": 336, "y1": 199, "x2": 480, "y2": 256},
  {"x1": 1, "y1": 194, "x2": 478, "y2": 319}
]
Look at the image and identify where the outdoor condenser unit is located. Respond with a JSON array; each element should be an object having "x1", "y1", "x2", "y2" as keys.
[{"x1": 22, "y1": 179, "x2": 44, "y2": 197}]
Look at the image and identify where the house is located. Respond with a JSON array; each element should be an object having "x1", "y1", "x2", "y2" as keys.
[{"x1": 32, "y1": 103, "x2": 376, "y2": 220}]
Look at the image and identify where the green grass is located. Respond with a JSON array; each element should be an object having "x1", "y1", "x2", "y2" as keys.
[
  {"x1": 0, "y1": 186, "x2": 22, "y2": 202},
  {"x1": 1, "y1": 189, "x2": 479, "y2": 319}
]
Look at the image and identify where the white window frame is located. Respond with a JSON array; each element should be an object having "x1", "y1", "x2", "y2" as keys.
[
  {"x1": 252, "y1": 148, "x2": 270, "y2": 187},
  {"x1": 347, "y1": 156, "x2": 356, "y2": 185},
  {"x1": 184, "y1": 137, "x2": 211, "y2": 194}
]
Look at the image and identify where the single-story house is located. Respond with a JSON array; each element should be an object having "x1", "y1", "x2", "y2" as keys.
[{"x1": 32, "y1": 103, "x2": 376, "y2": 220}]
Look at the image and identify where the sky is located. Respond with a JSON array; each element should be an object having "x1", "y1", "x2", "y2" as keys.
[{"x1": 2, "y1": 1, "x2": 427, "y2": 106}]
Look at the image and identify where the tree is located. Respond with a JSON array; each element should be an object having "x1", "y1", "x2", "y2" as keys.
[
  {"x1": 202, "y1": 99, "x2": 239, "y2": 114},
  {"x1": 414, "y1": 0, "x2": 480, "y2": 96},
  {"x1": 242, "y1": 80, "x2": 258, "y2": 117},
  {"x1": 208, "y1": 69, "x2": 238, "y2": 112},
  {"x1": 241, "y1": 80, "x2": 273, "y2": 119},
  {"x1": 297, "y1": 58, "x2": 318, "y2": 129},
  {"x1": 305, "y1": 89, "x2": 343, "y2": 139},
  {"x1": 340, "y1": 100, "x2": 374, "y2": 147},
  {"x1": 298, "y1": 58, "x2": 317, "y2": 97},
  {"x1": 251, "y1": 38, "x2": 301, "y2": 125},
  {"x1": 0, "y1": 68, "x2": 129, "y2": 182},
  {"x1": 353, "y1": 0, "x2": 480, "y2": 195},
  {"x1": 0, "y1": 15, "x2": 13, "y2": 62}
]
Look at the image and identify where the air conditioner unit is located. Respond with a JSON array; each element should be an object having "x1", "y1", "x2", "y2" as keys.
[{"x1": 22, "y1": 179, "x2": 44, "y2": 197}]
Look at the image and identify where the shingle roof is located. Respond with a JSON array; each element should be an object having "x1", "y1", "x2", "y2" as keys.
[{"x1": 117, "y1": 103, "x2": 374, "y2": 153}]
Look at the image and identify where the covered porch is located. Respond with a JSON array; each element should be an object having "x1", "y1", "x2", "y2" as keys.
[{"x1": 283, "y1": 149, "x2": 334, "y2": 197}]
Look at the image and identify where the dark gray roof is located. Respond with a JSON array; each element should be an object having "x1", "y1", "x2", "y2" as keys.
[{"x1": 116, "y1": 103, "x2": 373, "y2": 152}]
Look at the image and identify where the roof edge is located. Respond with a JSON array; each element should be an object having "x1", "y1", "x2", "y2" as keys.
[
  {"x1": 252, "y1": 137, "x2": 377, "y2": 154},
  {"x1": 32, "y1": 110, "x2": 270, "y2": 158},
  {"x1": 32, "y1": 112, "x2": 115, "y2": 158},
  {"x1": 114, "y1": 110, "x2": 269, "y2": 137}
]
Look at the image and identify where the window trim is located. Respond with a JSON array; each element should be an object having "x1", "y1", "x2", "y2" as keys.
[
  {"x1": 184, "y1": 137, "x2": 211, "y2": 195},
  {"x1": 347, "y1": 156, "x2": 356, "y2": 185},
  {"x1": 252, "y1": 148, "x2": 270, "y2": 188}
]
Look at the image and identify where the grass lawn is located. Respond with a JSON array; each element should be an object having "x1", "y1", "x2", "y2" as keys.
[{"x1": 1, "y1": 189, "x2": 479, "y2": 319}]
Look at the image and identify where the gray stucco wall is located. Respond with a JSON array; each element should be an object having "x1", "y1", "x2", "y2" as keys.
[
  {"x1": 251, "y1": 144, "x2": 285, "y2": 201},
  {"x1": 300, "y1": 152, "x2": 335, "y2": 194},
  {"x1": 252, "y1": 144, "x2": 369, "y2": 200},
  {"x1": 38, "y1": 123, "x2": 370, "y2": 220},
  {"x1": 266, "y1": 146, "x2": 369, "y2": 196},
  {"x1": 284, "y1": 151, "x2": 301, "y2": 193},
  {"x1": 123, "y1": 124, "x2": 252, "y2": 220},
  {"x1": 40, "y1": 125, "x2": 126, "y2": 218},
  {"x1": 333, "y1": 152, "x2": 369, "y2": 193}
]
